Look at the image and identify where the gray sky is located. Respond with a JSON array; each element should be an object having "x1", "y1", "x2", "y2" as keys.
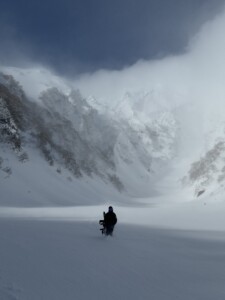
[{"x1": 0, "y1": 0, "x2": 225, "y2": 75}]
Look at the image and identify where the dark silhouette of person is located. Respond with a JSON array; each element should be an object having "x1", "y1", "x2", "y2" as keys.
[{"x1": 102, "y1": 206, "x2": 117, "y2": 236}]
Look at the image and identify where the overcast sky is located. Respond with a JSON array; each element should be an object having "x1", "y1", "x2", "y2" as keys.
[{"x1": 0, "y1": 0, "x2": 225, "y2": 75}]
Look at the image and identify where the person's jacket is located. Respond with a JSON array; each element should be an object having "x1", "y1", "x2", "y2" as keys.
[{"x1": 104, "y1": 211, "x2": 117, "y2": 227}]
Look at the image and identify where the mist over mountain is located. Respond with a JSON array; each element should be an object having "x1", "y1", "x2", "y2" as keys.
[{"x1": 1, "y1": 9, "x2": 225, "y2": 206}]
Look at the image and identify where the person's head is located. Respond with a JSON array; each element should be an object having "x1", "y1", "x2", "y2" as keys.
[{"x1": 108, "y1": 206, "x2": 113, "y2": 212}]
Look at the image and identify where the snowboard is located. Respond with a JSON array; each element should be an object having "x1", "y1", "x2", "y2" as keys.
[{"x1": 99, "y1": 211, "x2": 105, "y2": 234}]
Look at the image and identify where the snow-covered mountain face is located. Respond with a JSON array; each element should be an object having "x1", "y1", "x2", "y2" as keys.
[
  {"x1": 1, "y1": 60, "x2": 225, "y2": 205},
  {"x1": 0, "y1": 67, "x2": 182, "y2": 203}
]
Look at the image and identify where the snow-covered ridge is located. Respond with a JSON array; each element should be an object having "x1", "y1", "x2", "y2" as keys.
[{"x1": 1, "y1": 66, "x2": 70, "y2": 101}]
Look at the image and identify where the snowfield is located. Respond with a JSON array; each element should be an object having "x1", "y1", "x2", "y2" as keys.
[
  {"x1": 0, "y1": 219, "x2": 225, "y2": 300},
  {"x1": 0, "y1": 201, "x2": 225, "y2": 300}
]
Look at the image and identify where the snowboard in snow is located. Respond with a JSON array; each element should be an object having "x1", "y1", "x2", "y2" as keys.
[{"x1": 99, "y1": 211, "x2": 106, "y2": 235}]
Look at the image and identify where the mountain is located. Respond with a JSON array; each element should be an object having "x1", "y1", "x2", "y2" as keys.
[{"x1": 1, "y1": 66, "x2": 225, "y2": 206}]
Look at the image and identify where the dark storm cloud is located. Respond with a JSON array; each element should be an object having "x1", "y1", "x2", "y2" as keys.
[{"x1": 0, "y1": 0, "x2": 225, "y2": 75}]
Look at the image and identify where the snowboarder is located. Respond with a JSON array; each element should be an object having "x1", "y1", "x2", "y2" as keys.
[{"x1": 99, "y1": 206, "x2": 117, "y2": 236}]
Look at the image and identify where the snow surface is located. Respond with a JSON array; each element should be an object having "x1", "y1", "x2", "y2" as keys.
[
  {"x1": 0, "y1": 209, "x2": 225, "y2": 300},
  {"x1": 1, "y1": 148, "x2": 225, "y2": 300}
]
